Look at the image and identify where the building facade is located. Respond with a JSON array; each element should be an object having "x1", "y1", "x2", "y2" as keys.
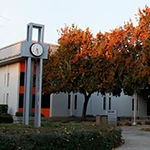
[
  {"x1": 0, "y1": 41, "x2": 57, "y2": 117},
  {"x1": 50, "y1": 91, "x2": 148, "y2": 118}
]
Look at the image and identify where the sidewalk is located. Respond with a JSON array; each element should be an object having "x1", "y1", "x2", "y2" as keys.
[{"x1": 116, "y1": 125, "x2": 150, "y2": 150}]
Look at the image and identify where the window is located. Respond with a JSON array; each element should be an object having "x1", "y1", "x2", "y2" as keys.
[
  {"x1": 109, "y1": 97, "x2": 111, "y2": 110},
  {"x1": 132, "y1": 98, "x2": 134, "y2": 111},
  {"x1": 103, "y1": 96, "x2": 106, "y2": 110},
  {"x1": 68, "y1": 94, "x2": 71, "y2": 109},
  {"x1": 74, "y1": 95, "x2": 77, "y2": 109},
  {"x1": 7, "y1": 73, "x2": 10, "y2": 87},
  {"x1": 6, "y1": 93, "x2": 9, "y2": 104}
]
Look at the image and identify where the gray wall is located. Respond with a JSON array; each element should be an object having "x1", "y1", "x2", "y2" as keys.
[{"x1": 50, "y1": 91, "x2": 147, "y2": 117}]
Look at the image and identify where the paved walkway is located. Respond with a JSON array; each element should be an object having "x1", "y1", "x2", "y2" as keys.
[{"x1": 116, "y1": 125, "x2": 150, "y2": 150}]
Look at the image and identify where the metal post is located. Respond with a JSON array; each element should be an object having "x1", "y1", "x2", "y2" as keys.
[
  {"x1": 27, "y1": 24, "x2": 33, "y2": 42},
  {"x1": 38, "y1": 27, "x2": 44, "y2": 42},
  {"x1": 23, "y1": 57, "x2": 32, "y2": 125},
  {"x1": 50, "y1": 94, "x2": 53, "y2": 117},
  {"x1": 34, "y1": 59, "x2": 43, "y2": 127},
  {"x1": 133, "y1": 91, "x2": 137, "y2": 125},
  {"x1": 23, "y1": 23, "x2": 46, "y2": 127},
  {"x1": 29, "y1": 61, "x2": 34, "y2": 116}
]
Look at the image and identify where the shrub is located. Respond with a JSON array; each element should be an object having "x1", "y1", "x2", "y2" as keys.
[
  {"x1": 145, "y1": 121, "x2": 150, "y2": 125},
  {"x1": 124, "y1": 121, "x2": 132, "y2": 126},
  {"x1": 0, "y1": 127, "x2": 122, "y2": 150},
  {"x1": 15, "y1": 112, "x2": 23, "y2": 117},
  {"x1": 0, "y1": 113, "x2": 13, "y2": 123},
  {"x1": 0, "y1": 105, "x2": 8, "y2": 115},
  {"x1": 15, "y1": 112, "x2": 45, "y2": 117},
  {"x1": 0, "y1": 134, "x2": 19, "y2": 150},
  {"x1": 86, "y1": 114, "x2": 94, "y2": 118},
  {"x1": 117, "y1": 122, "x2": 123, "y2": 126},
  {"x1": 137, "y1": 121, "x2": 142, "y2": 125}
]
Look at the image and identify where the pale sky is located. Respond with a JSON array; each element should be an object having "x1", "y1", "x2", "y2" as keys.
[{"x1": 0, "y1": 0, "x2": 150, "y2": 48}]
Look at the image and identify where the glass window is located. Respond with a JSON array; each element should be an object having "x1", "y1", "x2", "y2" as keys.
[
  {"x1": 68, "y1": 94, "x2": 71, "y2": 109},
  {"x1": 132, "y1": 98, "x2": 134, "y2": 111},
  {"x1": 103, "y1": 96, "x2": 106, "y2": 110},
  {"x1": 6, "y1": 93, "x2": 9, "y2": 104},
  {"x1": 74, "y1": 95, "x2": 77, "y2": 109},
  {"x1": 109, "y1": 97, "x2": 111, "y2": 110},
  {"x1": 7, "y1": 73, "x2": 10, "y2": 87}
]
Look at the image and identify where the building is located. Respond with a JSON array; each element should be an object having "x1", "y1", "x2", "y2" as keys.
[
  {"x1": 0, "y1": 41, "x2": 149, "y2": 118},
  {"x1": 0, "y1": 41, "x2": 57, "y2": 117},
  {"x1": 50, "y1": 91, "x2": 149, "y2": 118}
]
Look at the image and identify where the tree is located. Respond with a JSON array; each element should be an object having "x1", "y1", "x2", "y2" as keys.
[
  {"x1": 122, "y1": 6, "x2": 150, "y2": 95},
  {"x1": 137, "y1": 6, "x2": 150, "y2": 87},
  {"x1": 43, "y1": 6, "x2": 150, "y2": 120},
  {"x1": 43, "y1": 25, "x2": 119, "y2": 119},
  {"x1": 114, "y1": 6, "x2": 150, "y2": 124}
]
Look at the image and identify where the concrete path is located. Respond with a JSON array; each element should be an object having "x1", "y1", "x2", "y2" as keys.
[{"x1": 116, "y1": 125, "x2": 150, "y2": 150}]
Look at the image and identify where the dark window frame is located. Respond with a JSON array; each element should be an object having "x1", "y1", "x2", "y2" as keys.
[
  {"x1": 103, "y1": 96, "x2": 106, "y2": 110},
  {"x1": 109, "y1": 97, "x2": 111, "y2": 110},
  {"x1": 68, "y1": 94, "x2": 71, "y2": 109},
  {"x1": 74, "y1": 95, "x2": 77, "y2": 109}
]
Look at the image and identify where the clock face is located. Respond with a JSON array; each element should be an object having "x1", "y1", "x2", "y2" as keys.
[{"x1": 30, "y1": 43, "x2": 44, "y2": 57}]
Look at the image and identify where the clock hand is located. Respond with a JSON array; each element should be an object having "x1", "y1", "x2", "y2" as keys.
[{"x1": 36, "y1": 48, "x2": 39, "y2": 54}]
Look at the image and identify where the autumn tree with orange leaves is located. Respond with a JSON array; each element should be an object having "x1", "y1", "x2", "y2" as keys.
[
  {"x1": 43, "y1": 25, "x2": 121, "y2": 119},
  {"x1": 43, "y1": 6, "x2": 150, "y2": 119},
  {"x1": 138, "y1": 6, "x2": 150, "y2": 87},
  {"x1": 121, "y1": 6, "x2": 150, "y2": 95}
]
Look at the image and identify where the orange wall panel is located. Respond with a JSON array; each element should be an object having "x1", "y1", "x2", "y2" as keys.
[
  {"x1": 18, "y1": 108, "x2": 50, "y2": 117},
  {"x1": 20, "y1": 62, "x2": 25, "y2": 72},
  {"x1": 41, "y1": 108, "x2": 50, "y2": 117}
]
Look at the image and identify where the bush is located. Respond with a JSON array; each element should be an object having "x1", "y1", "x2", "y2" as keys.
[
  {"x1": 124, "y1": 121, "x2": 132, "y2": 126},
  {"x1": 15, "y1": 112, "x2": 45, "y2": 117},
  {"x1": 15, "y1": 112, "x2": 23, "y2": 117},
  {"x1": 145, "y1": 121, "x2": 150, "y2": 125},
  {"x1": 0, "y1": 114, "x2": 13, "y2": 123},
  {"x1": 0, "y1": 127, "x2": 122, "y2": 150},
  {"x1": 0, "y1": 105, "x2": 8, "y2": 115},
  {"x1": 137, "y1": 121, "x2": 142, "y2": 125}
]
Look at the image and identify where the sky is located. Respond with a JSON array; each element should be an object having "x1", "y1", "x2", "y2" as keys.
[{"x1": 0, "y1": 0, "x2": 150, "y2": 48}]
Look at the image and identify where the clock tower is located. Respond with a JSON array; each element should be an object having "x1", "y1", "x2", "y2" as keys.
[{"x1": 22, "y1": 23, "x2": 48, "y2": 127}]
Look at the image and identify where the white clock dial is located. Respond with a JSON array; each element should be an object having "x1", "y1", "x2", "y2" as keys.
[{"x1": 30, "y1": 43, "x2": 44, "y2": 57}]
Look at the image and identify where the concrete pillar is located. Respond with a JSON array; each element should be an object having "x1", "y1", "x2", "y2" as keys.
[{"x1": 50, "y1": 94, "x2": 53, "y2": 117}]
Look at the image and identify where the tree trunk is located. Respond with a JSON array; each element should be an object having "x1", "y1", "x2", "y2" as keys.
[{"x1": 82, "y1": 92, "x2": 92, "y2": 120}]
